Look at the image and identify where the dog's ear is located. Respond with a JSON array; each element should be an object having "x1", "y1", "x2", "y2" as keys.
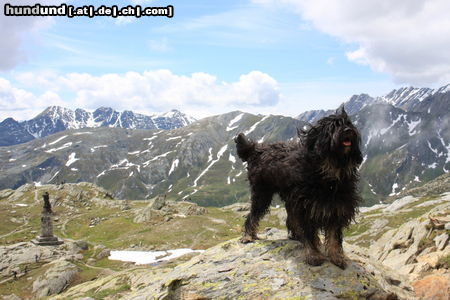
[{"x1": 336, "y1": 103, "x2": 348, "y2": 117}]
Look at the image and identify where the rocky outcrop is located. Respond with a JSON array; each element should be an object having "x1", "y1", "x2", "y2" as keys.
[
  {"x1": 54, "y1": 228, "x2": 408, "y2": 299},
  {"x1": 32, "y1": 259, "x2": 80, "y2": 298},
  {"x1": 411, "y1": 272, "x2": 450, "y2": 300},
  {"x1": 0, "y1": 241, "x2": 84, "y2": 279},
  {"x1": 134, "y1": 200, "x2": 205, "y2": 223},
  {"x1": 366, "y1": 197, "x2": 450, "y2": 300},
  {"x1": 370, "y1": 201, "x2": 449, "y2": 278}
]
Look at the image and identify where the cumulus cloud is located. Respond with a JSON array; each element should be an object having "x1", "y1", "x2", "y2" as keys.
[
  {"x1": 2, "y1": 70, "x2": 281, "y2": 120},
  {"x1": 0, "y1": 77, "x2": 64, "y2": 120},
  {"x1": 253, "y1": 0, "x2": 450, "y2": 85},
  {"x1": 0, "y1": 0, "x2": 64, "y2": 71}
]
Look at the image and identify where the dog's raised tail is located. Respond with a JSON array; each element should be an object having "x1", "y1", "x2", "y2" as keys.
[{"x1": 234, "y1": 133, "x2": 255, "y2": 162}]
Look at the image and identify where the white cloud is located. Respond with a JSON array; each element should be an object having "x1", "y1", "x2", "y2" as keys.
[
  {"x1": 253, "y1": 0, "x2": 450, "y2": 85},
  {"x1": 1, "y1": 70, "x2": 281, "y2": 120},
  {"x1": 147, "y1": 38, "x2": 172, "y2": 52},
  {"x1": 0, "y1": 0, "x2": 63, "y2": 71},
  {"x1": 115, "y1": 16, "x2": 136, "y2": 26},
  {"x1": 0, "y1": 77, "x2": 64, "y2": 120}
]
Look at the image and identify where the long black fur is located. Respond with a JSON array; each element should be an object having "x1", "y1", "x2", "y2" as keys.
[{"x1": 235, "y1": 105, "x2": 363, "y2": 269}]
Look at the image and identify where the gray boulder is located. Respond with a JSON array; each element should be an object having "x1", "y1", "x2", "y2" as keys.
[{"x1": 32, "y1": 259, "x2": 79, "y2": 298}]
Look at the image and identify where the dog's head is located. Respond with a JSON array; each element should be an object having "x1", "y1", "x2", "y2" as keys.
[{"x1": 302, "y1": 105, "x2": 363, "y2": 179}]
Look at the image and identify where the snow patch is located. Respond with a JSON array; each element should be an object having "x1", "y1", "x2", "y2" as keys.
[
  {"x1": 258, "y1": 136, "x2": 265, "y2": 143},
  {"x1": 407, "y1": 118, "x2": 421, "y2": 136},
  {"x1": 389, "y1": 183, "x2": 399, "y2": 196},
  {"x1": 168, "y1": 159, "x2": 179, "y2": 176},
  {"x1": 90, "y1": 145, "x2": 108, "y2": 153},
  {"x1": 226, "y1": 113, "x2": 244, "y2": 131},
  {"x1": 167, "y1": 136, "x2": 182, "y2": 141},
  {"x1": 48, "y1": 135, "x2": 68, "y2": 145},
  {"x1": 48, "y1": 171, "x2": 60, "y2": 182},
  {"x1": 143, "y1": 151, "x2": 174, "y2": 167},
  {"x1": 144, "y1": 136, "x2": 158, "y2": 141},
  {"x1": 207, "y1": 148, "x2": 213, "y2": 163},
  {"x1": 66, "y1": 152, "x2": 79, "y2": 167},
  {"x1": 229, "y1": 153, "x2": 236, "y2": 164},
  {"x1": 244, "y1": 115, "x2": 269, "y2": 135},
  {"x1": 109, "y1": 249, "x2": 204, "y2": 265},
  {"x1": 46, "y1": 142, "x2": 73, "y2": 153},
  {"x1": 193, "y1": 145, "x2": 228, "y2": 187}
]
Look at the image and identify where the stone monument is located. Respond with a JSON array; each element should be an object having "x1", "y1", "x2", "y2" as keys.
[{"x1": 32, "y1": 192, "x2": 63, "y2": 246}]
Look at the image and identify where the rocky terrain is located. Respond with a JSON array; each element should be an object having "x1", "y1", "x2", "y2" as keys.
[
  {"x1": 0, "y1": 180, "x2": 448, "y2": 299},
  {"x1": 51, "y1": 229, "x2": 408, "y2": 300}
]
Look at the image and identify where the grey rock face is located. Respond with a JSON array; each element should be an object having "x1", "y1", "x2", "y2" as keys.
[
  {"x1": 32, "y1": 259, "x2": 79, "y2": 298},
  {"x1": 0, "y1": 241, "x2": 83, "y2": 279}
]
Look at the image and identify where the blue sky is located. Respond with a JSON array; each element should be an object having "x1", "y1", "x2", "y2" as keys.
[{"x1": 1, "y1": 0, "x2": 450, "y2": 120}]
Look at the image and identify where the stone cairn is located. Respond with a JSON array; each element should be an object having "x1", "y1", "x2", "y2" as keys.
[{"x1": 32, "y1": 192, "x2": 63, "y2": 246}]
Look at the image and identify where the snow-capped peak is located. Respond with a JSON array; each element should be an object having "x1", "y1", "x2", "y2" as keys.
[{"x1": 2, "y1": 106, "x2": 196, "y2": 146}]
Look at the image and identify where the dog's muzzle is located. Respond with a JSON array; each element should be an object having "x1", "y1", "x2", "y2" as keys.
[{"x1": 341, "y1": 128, "x2": 356, "y2": 148}]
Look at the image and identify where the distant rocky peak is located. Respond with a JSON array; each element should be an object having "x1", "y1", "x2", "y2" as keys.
[
  {"x1": 378, "y1": 83, "x2": 450, "y2": 111},
  {"x1": 0, "y1": 106, "x2": 196, "y2": 146},
  {"x1": 436, "y1": 83, "x2": 450, "y2": 94}
]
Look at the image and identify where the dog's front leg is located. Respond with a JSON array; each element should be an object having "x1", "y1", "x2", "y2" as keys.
[
  {"x1": 325, "y1": 226, "x2": 347, "y2": 269},
  {"x1": 303, "y1": 227, "x2": 327, "y2": 266}
]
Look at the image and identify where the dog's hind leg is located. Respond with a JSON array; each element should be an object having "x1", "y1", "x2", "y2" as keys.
[
  {"x1": 240, "y1": 186, "x2": 273, "y2": 243},
  {"x1": 325, "y1": 226, "x2": 347, "y2": 269}
]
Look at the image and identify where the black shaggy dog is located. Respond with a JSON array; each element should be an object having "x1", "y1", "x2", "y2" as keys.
[{"x1": 234, "y1": 106, "x2": 363, "y2": 269}]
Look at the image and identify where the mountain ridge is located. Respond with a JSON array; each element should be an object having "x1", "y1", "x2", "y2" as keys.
[
  {"x1": 298, "y1": 83, "x2": 450, "y2": 123},
  {"x1": 0, "y1": 106, "x2": 196, "y2": 146}
]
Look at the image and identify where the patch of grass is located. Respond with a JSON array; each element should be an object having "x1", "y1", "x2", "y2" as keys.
[
  {"x1": 386, "y1": 206, "x2": 435, "y2": 229},
  {"x1": 70, "y1": 262, "x2": 103, "y2": 288},
  {"x1": 86, "y1": 283, "x2": 131, "y2": 300},
  {"x1": 344, "y1": 222, "x2": 371, "y2": 238},
  {"x1": 437, "y1": 254, "x2": 450, "y2": 269},
  {"x1": 0, "y1": 261, "x2": 50, "y2": 299},
  {"x1": 94, "y1": 257, "x2": 128, "y2": 271}
]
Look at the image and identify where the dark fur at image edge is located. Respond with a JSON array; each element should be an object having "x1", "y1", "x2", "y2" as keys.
[{"x1": 235, "y1": 105, "x2": 364, "y2": 270}]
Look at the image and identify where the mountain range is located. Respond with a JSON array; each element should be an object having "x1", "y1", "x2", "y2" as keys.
[
  {"x1": 0, "y1": 84, "x2": 449, "y2": 206},
  {"x1": 0, "y1": 106, "x2": 196, "y2": 146},
  {"x1": 298, "y1": 84, "x2": 450, "y2": 123}
]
